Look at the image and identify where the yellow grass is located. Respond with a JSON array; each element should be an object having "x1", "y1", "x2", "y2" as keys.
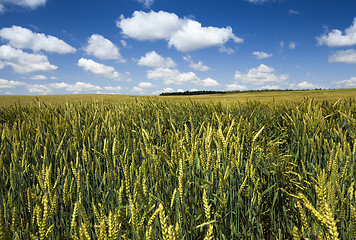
[{"x1": 0, "y1": 88, "x2": 355, "y2": 107}]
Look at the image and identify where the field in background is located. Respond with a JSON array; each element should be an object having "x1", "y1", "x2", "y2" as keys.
[{"x1": 1, "y1": 88, "x2": 356, "y2": 106}]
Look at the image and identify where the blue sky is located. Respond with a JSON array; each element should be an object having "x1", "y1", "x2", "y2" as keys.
[{"x1": 0, "y1": 0, "x2": 356, "y2": 95}]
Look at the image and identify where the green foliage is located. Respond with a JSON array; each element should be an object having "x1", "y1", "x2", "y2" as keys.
[{"x1": 0, "y1": 97, "x2": 355, "y2": 239}]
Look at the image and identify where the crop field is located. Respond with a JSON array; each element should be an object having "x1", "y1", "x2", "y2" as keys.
[
  {"x1": 1, "y1": 88, "x2": 356, "y2": 107},
  {"x1": 0, "y1": 93, "x2": 355, "y2": 239}
]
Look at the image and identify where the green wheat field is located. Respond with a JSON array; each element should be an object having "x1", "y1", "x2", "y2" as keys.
[{"x1": 0, "y1": 89, "x2": 356, "y2": 239}]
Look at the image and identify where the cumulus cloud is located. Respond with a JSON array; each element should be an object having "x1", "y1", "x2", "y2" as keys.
[
  {"x1": 117, "y1": 10, "x2": 243, "y2": 52},
  {"x1": 27, "y1": 81, "x2": 122, "y2": 94},
  {"x1": 0, "y1": 0, "x2": 46, "y2": 12},
  {"x1": 103, "y1": 86, "x2": 122, "y2": 92},
  {"x1": 132, "y1": 86, "x2": 144, "y2": 93},
  {"x1": 164, "y1": 87, "x2": 174, "y2": 92},
  {"x1": 147, "y1": 67, "x2": 219, "y2": 86},
  {"x1": 117, "y1": 11, "x2": 182, "y2": 41},
  {"x1": 333, "y1": 77, "x2": 356, "y2": 88},
  {"x1": 147, "y1": 67, "x2": 199, "y2": 85},
  {"x1": 0, "y1": 78, "x2": 26, "y2": 88},
  {"x1": 30, "y1": 75, "x2": 47, "y2": 80},
  {"x1": 261, "y1": 85, "x2": 281, "y2": 90},
  {"x1": 77, "y1": 58, "x2": 123, "y2": 80},
  {"x1": 252, "y1": 51, "x2": 272, "y2": 59},
  {"x1": 0, "y1": 77, "x2": 124, "y2": 95},
  {"x1": 317, "y1": 17, "x2": 356, "y2": 47},
  {"x1": 168, "y1": 19, "x2": 243, "y2": 51},
  {"x1": 27, "y1": 84, "x2": 53, "y2": 94},
  {"x1": 138, "y1": 82, "x2": 154, "y2": 88},
  {"x1": 84, "y1": 34, "x2": 123, "y2": 61},
  {"x1": 152, "y1": 87, "x2": 175, "y2": 95},
  {"x1": 295, "y1": 81, "x2": 319, "y2": 89},
  {"x1": 201, "y1": 77, "x2": 220, "y2": 87},
  {"x1": 225, "y1": 84, "x2": 247, "y2": 91},
  {"x1": 49, "y1": 81, "x2": 102, "y2": 92},
  {"x1": 329, "y1": 49, "x2": 356, "y2": 63},
  {"x1": 183, "y1": 55, "x2": 210, "y2": 71},
  {"x1": 0, "y1": 26, "x2": 76, "y2": 54},
  {"x1": 0, "y1": 45, "x2": 57, "y2": 73},
  {"x1": 234, "y1": 64, "x2": 289, "y2": 85},
  {"x1": 138, "y1": 51, "x2": 176, "y2": 68}
]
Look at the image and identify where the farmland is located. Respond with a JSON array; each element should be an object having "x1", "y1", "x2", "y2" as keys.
[
  {"x1": 0, "y1": 90, "x2": 355, "y2": 239},
  {"x1": 1, "y1": 88, "x2": 356, "y2": 107}
]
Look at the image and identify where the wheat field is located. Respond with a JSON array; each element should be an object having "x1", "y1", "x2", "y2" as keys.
[{"x1": 0, "y1": 96, "x2": 355, "y2": 239}]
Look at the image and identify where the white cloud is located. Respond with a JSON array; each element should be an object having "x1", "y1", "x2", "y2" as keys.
[
  {"x1": 295, "y1": 81, "x2": 318, "y2": 89},
  {"x1": 168, "y1": 19, "x2": 243, "y2": 51},
  {"x1": 138, "y1": 51, "x2": 176, "y2": 68},
  {"x1": 201, "y1": 78, "x2": 220, "y2": 87},
  {"x1": 0, "y1": 78, "x2": 26, "y2": 88},
  {"x1": 27, "y1": 84, "x2": 53, "y2": 94},
  {"x1": 49, "y1": 81, "x2": 102, "y2": 92},
  {"x1": 0, "y1": 26, "x2": 76, "y2": 54},
  {"x1": 147, "y1": 67, "x2": 220, "y2": 87},
  {"x1": 0, "y1": 45, "x2": 57, "y2": 73},
  {"x1": 118, "y1": 10, "x2": 243, "y2": 52},
  {"x1": 26, "y1": 81, "x2": 123, "y2": 94},
  {"x1": 219, "y1": 46, "x2": 235, "y2": 54},
  {"x1": 234, "y1": 64, "x2": 289, "y2": 85},
  {"x1": 164, "y1": 87, "x2": 174, "y2": 92},
  {"x1": 103, "y1": 86, "x2": 122, "y2": 92},
  {"x1": 226, "y1": 84, "x2": 247, "y2": 91},
  {"x1": 333, "y1": 77, "x2": 356, "y2": 87},
  {"x1": 152, "y1": 88, "x2": 175, "y2": 95},
  {"x1": 317, "y1": 17, "x2": 356, "y2": 47},
  {"x1": 147, "y1": 67, "x2": 199, "y2": 85},
  {"x1": 117, "y1": 11, "x2": 182, "y2": 41},
  {"x1": 288, "y1": 42, "x2": 296, "y2": 49},
  {"x1": 84, "y1": 34, "x2": 123, "y2": 61},
  {"x1": 0, "y1": 0, "x2": 46, "y2": 12},
  {"x1": 252, "y1": 51, "x2": 272, "y2": 59},
  {"x1": 183, "y1": 55, "x2": 210, "y2": 71},
  {"x1": 77, "y1": 58, "x2": 123, "y2": 80},
  {"x1": 132, "y1": 86, "x2": 144, "y2": 93},
  {"x1": 30, "y1": 75, "x2": 47, "y2": 80},
  {"x1": 2, "y1": 79, "x2": 124, "y2": 95},
  {"x1": 329, "y1": 49, "x2": 356, "y2": 63},
  {"x1": 152, "y1": 90, "x2": 163, "y2": 95},
  {"x1": 138, "y1": 81, "x2": 154, "y2": 88},
  {"x1": 136, "y1": 0, "x2": 153, "y2": 8}
]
